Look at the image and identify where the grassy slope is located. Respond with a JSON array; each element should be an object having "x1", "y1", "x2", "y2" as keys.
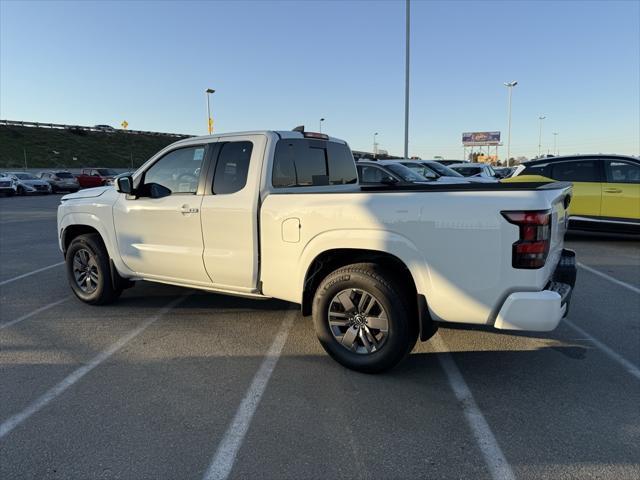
[{"x1": 0, "y1": 125, "x2": 190, "y2": 169}]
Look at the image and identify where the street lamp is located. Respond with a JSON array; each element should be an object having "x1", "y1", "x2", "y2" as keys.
[
  {"x1": 319, "y1": 118, "x2": 325, "y2": 133},
  {"x1": 373, "y1": 132, "x2": 379, "y2": 159},
  {"x1": 503, "y1": 81, "x2": 518, "y2": 166},
  {"x1": 552, "y1": 132, "x2": 559, "y2": 156},
  {"x1": 538, "y1": 115, "x2": 546, "y2": 158},
  {"x1": 403, "y1": 0, "x2": 411, "y2": 159},
  {"x1": 205, "y1": 88, "x2": 215, "y2": 134}
]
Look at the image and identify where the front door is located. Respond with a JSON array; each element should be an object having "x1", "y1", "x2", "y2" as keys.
[
  {"x1": 601, "y1": 159, "x2": 640, "y2": 221},
  {"x1": 113, "y1": 144, "x2": 212, "y2": 284},
  {"x1": 550, "y1": 159, "x2": 603, "y2": 217}
]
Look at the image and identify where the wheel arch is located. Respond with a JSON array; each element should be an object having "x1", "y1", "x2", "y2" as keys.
[{"x1": 301, "y1": 247, "x2": 436, "y2": 342}]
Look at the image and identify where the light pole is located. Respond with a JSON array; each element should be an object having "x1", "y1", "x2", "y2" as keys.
[
  {"x1": 205, "y1": 88, "x2": 215, "y2": 134},
  {"x1": 552, "y1": 132, "x2": 559, "y2": 156},
  {"x1": 503, "y1": 81, "x2": 518, "y2": 166},
  {"x1": 403, "y1": 0, "x2": 410, "y2": 159},
  {"x1": 538, "y1": 115, "x2": 546, "y2": 158},
  {"x1": 319, "y1": 118, "x2": 325, "y2": 133},
  {"x1": 373, "y1": 132, "x2": 379, "y2": 159}
]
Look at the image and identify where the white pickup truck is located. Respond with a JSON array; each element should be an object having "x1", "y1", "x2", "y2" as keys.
[{"x1": 57, "y1": 129, "x2": 577, "y2": 372}]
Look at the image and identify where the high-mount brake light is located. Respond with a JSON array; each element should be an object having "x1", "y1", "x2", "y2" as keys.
[
  {"x1": 303, "y1": 132, "x2": 329, "y2": 140},
  {"x1": 502, "y1": 210, "x2": 551, "y2": 269}
]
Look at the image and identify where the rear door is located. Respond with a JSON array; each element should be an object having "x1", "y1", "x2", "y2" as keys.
[
  {"x1": 601, "y1": 159, "x2": 640, "y2": 221},
  {"x1": 199, "y1": 134, "x2": 265, "y2": 291},
  {"x1": 549, "y1": 160, "x2": 603, "y2": 218}
]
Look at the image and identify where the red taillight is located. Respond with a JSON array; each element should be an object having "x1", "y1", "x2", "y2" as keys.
[{"x1": 502, "y1": 210, "x2": 551, "y2": 269}]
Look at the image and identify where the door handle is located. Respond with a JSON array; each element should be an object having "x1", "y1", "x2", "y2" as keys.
[
  {"x1": 603, "y1": 188, "x2": 622, "y2": 194},
  {"x1": 180, "y1": 205, "x2": 199, "y2": 214}
]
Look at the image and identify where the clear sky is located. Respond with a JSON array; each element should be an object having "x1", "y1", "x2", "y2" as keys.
[{"x1": 1, "y1": 0, "x2": 638, "y2": 160}]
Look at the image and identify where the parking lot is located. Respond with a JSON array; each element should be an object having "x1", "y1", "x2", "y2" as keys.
[{"x1": 1, "y1": 194, "x2": 638, "y2": 480}]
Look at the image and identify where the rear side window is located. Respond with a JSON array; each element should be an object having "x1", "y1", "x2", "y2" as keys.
[
  {"x1": 272, "y1": 139, "x2": 357, "y2": 188},
  {"x1": 213, "y1": 141, "x2": 253, "y2": 194},
  {"x1": 605, "y1": 161, "x2": 640, "y2": 184},
  {"x1": 56, "y1": 172, "x2": 74, "y2": 179},
  {"x1": 551, "y1": 161, "x2": 600, "y2": 182}
]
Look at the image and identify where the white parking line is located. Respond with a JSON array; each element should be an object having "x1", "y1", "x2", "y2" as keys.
[
  {"x1": 0, "y1": 298, "x2": 70, "y2": 330},
  {"x1": 565, "y1": 319, "x2": 640, "y2": 381},
  {"x1": 432, "y1": 334, "x2": 516, "y2": 480},
  {"x1": 0, "y1": 262, "x2": 64, "y2": 287},
  {"x1": 578, "y1": 262, "x2": 640, "y2": 295},
  {"x1": 0, "y1": 295, "x2": 186, "y2": 440},
  {"x1": 202, "y1": 310, "x2": 295, "y2": 480}
]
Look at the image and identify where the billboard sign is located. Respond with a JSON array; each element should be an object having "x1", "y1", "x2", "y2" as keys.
[{"x1": 462, "y1": 131, "x2": 501, "y2": 145}]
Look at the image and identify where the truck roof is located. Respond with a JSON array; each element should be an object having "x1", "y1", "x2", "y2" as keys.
[{"x1": 169, "y1": 130, "x2": 348, "y2": 147}]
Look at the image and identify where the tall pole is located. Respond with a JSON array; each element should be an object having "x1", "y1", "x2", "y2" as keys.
[
  {"x1": 206, "y1": 88, "x2": 215, "y2": 134},
  {"x1": 319, "y1": 118, "x2": 325, "y2": 133},
  {"x1": 553, "y1": 132, "x2": 558, "y2": 156},
  {"x1": 373, "y1": 132, "x2": 379, "y2": 159},
  {"x1": 503, "y1": 81, "x2": 517, "y2": 167},
  {"x1": 538, "y1": 115, "x2": 546, "y2": 158},
  {"x1": 23, "y1": 148, "x2": 27, "y2": 170},
  {"x1": 403, "y1": 0, "x2": 410, "y2": 159}
]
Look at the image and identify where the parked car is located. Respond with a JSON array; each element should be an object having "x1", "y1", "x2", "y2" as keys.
[
  {"x1": 94, "y1": 125, "x2": 115, "y2": 132},
  {"x1": 432, "y1": 159, "x2": 468, "y2": 166},
  {"x1": 449, "y1": 163, "x2": 500, "y2": 181},
  {"x1": 57, "y1": 129, "x2": 576, "y2": 373},
  {"x1": 39, "y1": 171, "x2": 80, "y2": 192},
  {"x1": 357, "y1": 160, "x2": 468, "y2": 185},
  {"x1": 507, "y1": 154, "x2": 639, "y2": 233},
  {"x1": 0, "y1": 173, "x2": 17, "y2": 196},
  {"x1": 3, "y1": 171, "x2": 52, "y2": 195},
  {"x1": 75, "y1": 168, "x2": 119, "y2": 188},
  {"x1": 398, "y1": 159, "x2": 495, "y2": 183}
]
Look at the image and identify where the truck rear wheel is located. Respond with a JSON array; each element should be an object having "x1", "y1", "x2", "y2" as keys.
[
  {"x1": 66, "y1": 233, "x2": 122, "y2": 305},
  {"x1": 312, "y1": 263, "x2": 417, "y2": 373}
]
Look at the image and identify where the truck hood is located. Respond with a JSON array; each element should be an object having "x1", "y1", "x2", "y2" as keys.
[{"x1": 62, "y1": 186, "x2": 111, "y2": 200}]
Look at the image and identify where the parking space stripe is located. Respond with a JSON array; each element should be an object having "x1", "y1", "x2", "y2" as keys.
[
  {"x1": 202, "y1": 309, "x2": 296, "y2": 480},
  {"x1": 578, "y1": 262, "x2": 640, "y2": 294},
  {"x1": 0, "y1": 295, "x2": 187, "y2": 440},
  {"x1": 432, "y1": 334, "x2": 516, "y2": 480},
  {"x1": 565, "y1": 319, "x2": 640, "y2": 381},
  {"x1": 0, "y1": 297, "x2": 70, "y2": 330},
  {"x1": 0, "y1": 261, "x2": 64, "y2": 286}
]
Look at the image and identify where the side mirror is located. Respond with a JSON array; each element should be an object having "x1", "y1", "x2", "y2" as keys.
[
  {"x1": 116, "y1": 175, "x2": 134, "y2": 194},
  {"x1": 423, "y1": 170, "x2": 438, "y2": 180},
  {"x1": 380, "y1": 175, "x2": 399, "y2": 185},
  {"x1": 148, "y1": 183, "x2": 172, "y2": 199}
]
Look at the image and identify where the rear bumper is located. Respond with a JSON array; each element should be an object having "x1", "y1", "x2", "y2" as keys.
[{"x1": 495, "y1": 249, "x2": 576, "y2": 332}]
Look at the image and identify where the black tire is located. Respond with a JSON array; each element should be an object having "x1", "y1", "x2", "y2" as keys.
[
  {"x1": 17, "y1": 186, "x2": 25, "y2": 196},
  {"x1": 65, "y1": 233, "x2": 122, "y2": 305},
  {"x1": 312, "y1": 263, "x2": 418, "y2": 373}
]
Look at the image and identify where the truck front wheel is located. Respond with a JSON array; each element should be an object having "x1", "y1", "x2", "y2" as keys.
[
  {"x1": 66, "y1": 233, "x2": 122, "y2": 305},
  {"x1": 312, "y1": 263, "x2": 417, "y2": 373}
]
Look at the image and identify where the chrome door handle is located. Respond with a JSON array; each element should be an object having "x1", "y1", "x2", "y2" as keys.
[
  {"x1": 603, "y1": 188, "x2": 622, "y2": 193},
  {"x1": 180, "y1": 205, "x2": 199, "y2": 214}
]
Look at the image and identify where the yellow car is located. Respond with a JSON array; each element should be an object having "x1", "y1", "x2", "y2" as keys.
[{"x1": 504, "y1": 155, "x2": 640, "y2": 233}]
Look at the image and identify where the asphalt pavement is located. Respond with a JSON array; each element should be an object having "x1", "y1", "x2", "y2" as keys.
[{"x1": 1, "y1": 194, "x2": 639, "y2": 480}]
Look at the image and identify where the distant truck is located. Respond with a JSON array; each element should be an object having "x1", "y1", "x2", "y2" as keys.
[
  {"x1": 74, "y1": 168, "x2": 119, "y2": 188},
  {"x1": 57, "y1": 129, "x2": 577, "y2": 373}
]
